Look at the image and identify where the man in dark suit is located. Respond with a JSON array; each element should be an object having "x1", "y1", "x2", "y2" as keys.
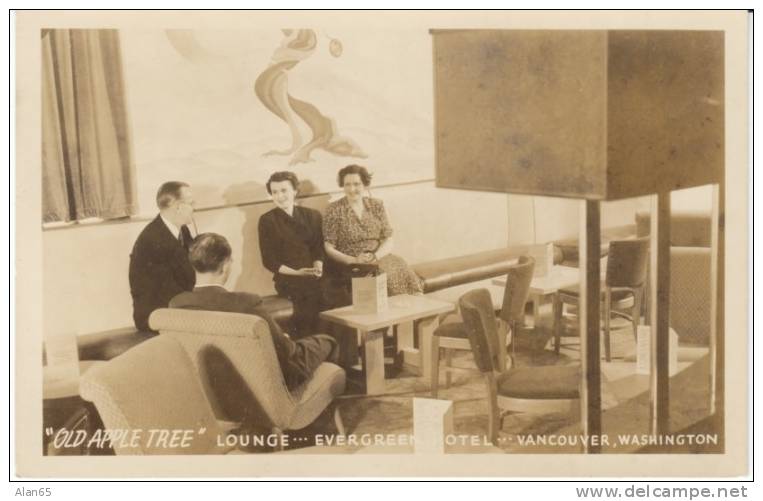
[
  {"x1": 169, "y1": 232, "x2": 338, "y2": 390},
  {"x1": 129, "y1": 181, "x2": 196, "y2": 332}
]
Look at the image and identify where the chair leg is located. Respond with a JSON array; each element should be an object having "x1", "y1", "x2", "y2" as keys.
[
  {"x1": 485, "y1": 374, "x2": 499, "y2": 445},
  {"x1": 632, "y1": 289, "x2": 643, "y2": 341},
  {"x1": 510, "y1": 323, "x2": 518, "y2": 368},
  {"x1": 430, "y1": 335, "x2": 440, "y2": 398},
  {"x1": 554, "y1": 295, "x2": 563, "y2": 355},
  {"x1": 603, "y1": 288, "x2": 612, "y2": 362},
  {"x1": 497, "y1": 322, "x2": 508, "y2": 371},
  {"x1": 333, "y1": 405, "x2": 346, "y2": 437},
  {"x1": 444, "y1": 349, "x2": 453, "y2": 389}
]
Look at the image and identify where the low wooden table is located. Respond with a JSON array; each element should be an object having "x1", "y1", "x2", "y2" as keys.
[{"x1": 320, "y1": 295, "x2": 454, "y2": 395}]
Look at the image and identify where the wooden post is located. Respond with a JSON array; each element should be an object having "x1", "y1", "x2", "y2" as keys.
[
  {"x1": 579, "y1": 200, "x2": 601, "y2": 453},
  {"x1": 649, "y1": 192, "x2": 671, "y2": 437},
  {"x1": 710, "y1": 183, "x2": 724, "y2": 423}
]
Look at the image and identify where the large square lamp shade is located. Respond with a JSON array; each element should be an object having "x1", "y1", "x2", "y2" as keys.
[{"x1": 431, "y1": 30, "x2": 724, "y2": 200}]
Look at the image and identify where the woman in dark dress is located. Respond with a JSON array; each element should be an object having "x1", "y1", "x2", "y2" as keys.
[
  {"x1": 258, "y1": 171, "x2": 325, "y2": 339},
  {"x1": 323, "y1": 164, "x2": 423, "y2": 296}
]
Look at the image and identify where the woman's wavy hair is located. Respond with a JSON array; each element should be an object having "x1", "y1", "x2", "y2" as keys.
[
  {"x1": 266, "y1": 171, "x2": 300, "y2": 194},
  {"x1": 337, "y1": 164, "x2": 373, "y2": 187}
]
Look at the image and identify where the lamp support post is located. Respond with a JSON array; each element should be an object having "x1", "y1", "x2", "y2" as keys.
[
  {"x1": 710, "y1": 182, "x2": 724, "y2": 424},
  {"x1": 579, "y1": 200, "x2": 602, "y2": 453},
  {"x1": 649, "y1": 192, "x2": 671, "y2": 437}
]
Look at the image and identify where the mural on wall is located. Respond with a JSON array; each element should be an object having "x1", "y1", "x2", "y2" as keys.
[
  {"x1": 254, "y1": 29, "x2": 367, "y2": 165},
  {"x1": 120, "y1": 29, "x2": 434, "y2": 215}
]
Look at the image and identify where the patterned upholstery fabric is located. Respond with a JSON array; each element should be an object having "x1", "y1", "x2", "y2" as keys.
[
  {"x1": 433, "y1": 321, "x2": 468, "y2": 338},
  {"x1": 79, "y1": 336, "x2": 227, "y2": 455},
  {"x1": 635, "y1": 211, "x2": 712, "y2": 346},
  {"x1": 288, "y1": 363, "x2": 346, "y2": 430},
  {"x1": 670, "y1": 247, "x2": 712, "y2": 345},
  {"x1": 148, "y1": 308, "x2": 345, "y2": 432},
  {"x1": 497, "y1": 365, "x2": 580, "y2": 399}
]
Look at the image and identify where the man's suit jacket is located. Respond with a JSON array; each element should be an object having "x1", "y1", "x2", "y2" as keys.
[
  {"x1": 129, "y1": 215, "x2": 195, "y2": 331},
  {"x1": 169, "y1": 286, "x2": 335, "y2": 390}
]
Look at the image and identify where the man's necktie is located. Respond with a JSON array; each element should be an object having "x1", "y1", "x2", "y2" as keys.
[{"x1": 178, "y1": 226, "x2": 188, "y2": 251}]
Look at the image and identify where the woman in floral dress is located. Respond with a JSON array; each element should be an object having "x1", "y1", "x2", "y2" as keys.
[{"x1": 323, "y1": 164, "x2": 423, "y2": 297}]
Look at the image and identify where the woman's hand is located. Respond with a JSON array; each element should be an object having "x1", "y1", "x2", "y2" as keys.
[
  {"x1": 313, "y1": 260, "x2": 323, "y2": 278},
  {"x1": 358, "y1": 252, "x2": 376, "y2": 264},
  {"x1": 297, "y1": 267, "x2": 322, "y2": 277},
  {"x1": 279, "y1": 264, "x2": 321, "y2": 277}
]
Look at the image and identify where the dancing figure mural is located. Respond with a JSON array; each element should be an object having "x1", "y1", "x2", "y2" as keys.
[{"x1": 255, "y1": 29, "x2": 367, "y2": 166}]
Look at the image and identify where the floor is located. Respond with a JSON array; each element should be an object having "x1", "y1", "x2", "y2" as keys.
[{"x1": 283, "y1": 308, "x2": 714, "y2": 455}]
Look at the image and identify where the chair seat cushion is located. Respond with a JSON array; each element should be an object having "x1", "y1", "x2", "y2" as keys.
[
  {"x1": 433, "y1": 319, "x2": 468, "y2": 338},
  {"x1": 288, "y1": 362, "x2": 346, "y2": 430},
  {"x1": 497, "y1": 365, "x2": 580, "y2": 400}
]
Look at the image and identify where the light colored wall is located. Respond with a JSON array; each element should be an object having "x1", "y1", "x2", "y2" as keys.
[
  {"x1": 43, "y1": 182, "x2": 510, "y2": 337},
  {"x1": 120, "y1": 29, "x2": 435, "y2": 213},
  {"x1": 507, "y1": 194, "x2": 643, "y2": 245}
]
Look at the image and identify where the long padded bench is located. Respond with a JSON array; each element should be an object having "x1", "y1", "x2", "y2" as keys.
[{"x1": 74, "y1": 224, "x2": 634, "y2": 361}]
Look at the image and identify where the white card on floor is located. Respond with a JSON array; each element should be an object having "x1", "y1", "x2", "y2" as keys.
[
  {"x1": 636, "y1": 325, "x2": 678, "y2": 376},
  {"x1": 413, "y1": 398, "x2": 454, "y2": 454}
]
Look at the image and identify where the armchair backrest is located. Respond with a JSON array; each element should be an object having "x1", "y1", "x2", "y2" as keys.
[
  {"x1": 149, "y1": 308, "x2": 296, "y2": 430},
  {"x1": 79, "y1": 335, "x2": 223, "y2": 455},
  {"x1": 460, "y1": 288, "x2": 502, "y2": 373}
]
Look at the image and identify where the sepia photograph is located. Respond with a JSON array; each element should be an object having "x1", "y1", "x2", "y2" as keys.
[{"x1": 13, "y1": 9, "x2": 751, "y2": 478}]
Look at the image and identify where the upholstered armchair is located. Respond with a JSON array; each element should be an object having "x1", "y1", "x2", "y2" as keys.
[
  {"x1": 148, "y1": 308, "x2": 346, "y2": 447},
  {"x1": 80, "y1": 335, "x2": 239, "y2": 455},
  {"x1": 636, "y1": 211, "x2": 713, "y2": 346}
]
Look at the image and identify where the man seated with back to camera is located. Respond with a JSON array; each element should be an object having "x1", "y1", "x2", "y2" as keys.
[{"x1": 169, "y1": 232, "x2": 339, "y2": 390}]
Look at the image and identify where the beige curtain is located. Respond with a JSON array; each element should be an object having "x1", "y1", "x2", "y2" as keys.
[{"x1": 42, "y1": 29, "x2": 137, "y2": 223}]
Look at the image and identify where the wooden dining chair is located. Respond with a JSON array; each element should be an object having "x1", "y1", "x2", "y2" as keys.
[
  {"x1": 459, "y1": 288, "x2": 581, "y2": 444},
  {"x1": 557, "y1": 238, "x2": 649, "y2": 361},
  {"x1": 430, "y1": 256, "x2": 535, "y2": 397}
]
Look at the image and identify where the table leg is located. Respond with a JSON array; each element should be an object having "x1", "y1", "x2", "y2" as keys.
[
  {"x1": 398, "y1": 320, "x2": 427, "y2": 369},
  {"x1": 553, "y1": 292, "x2": 563, "y2": 354},
  {"x1": 397, "y1": 321, "x2": 414, "y2": 349},
  {"x1": 418, "y1": 316, "x2": 440, "y2": 385},
  {"x1": 361, "y1": 328, "x2": 386, "y2": 395},
  {"x1": 532, "y1": 295, "x2": 541, "y2": 328}
]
